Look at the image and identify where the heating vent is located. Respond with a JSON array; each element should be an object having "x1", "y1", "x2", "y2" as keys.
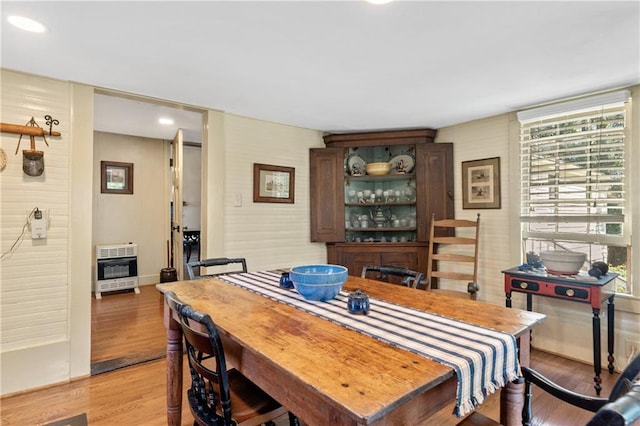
[
  {"x1": 97, "y1": 243, "x2": 137, "y2": 259},
  {"x1": 95, "y1": 243, "x2": 139, "y2": 299},
  {"x1": 96, "y1": 277, "x2": 138, "y2": 292}
]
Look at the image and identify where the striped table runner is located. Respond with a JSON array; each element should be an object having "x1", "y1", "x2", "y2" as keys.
[{"x1": 218, "y1": 271, "x2": 521, "y2": 417}]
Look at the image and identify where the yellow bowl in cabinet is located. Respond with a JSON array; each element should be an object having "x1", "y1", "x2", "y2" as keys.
[{"x1": 365, "y1": 162, "x2": 392, "y2": 176}]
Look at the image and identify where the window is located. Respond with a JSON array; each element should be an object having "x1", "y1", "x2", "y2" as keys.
[{"x1": 518, "y1": 90, "x2": 631, "y2": 294}]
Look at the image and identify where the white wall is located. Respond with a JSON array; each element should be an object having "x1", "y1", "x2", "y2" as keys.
[
  {"x1": 220, "y1": 114, "x2": 327, "y2": 271},
  {"x1": 435, "y1": 114, "x2": 512, "y2": 303},
  {"x1": 1, "y1": 69, "x2": 93, "y2": 394}
]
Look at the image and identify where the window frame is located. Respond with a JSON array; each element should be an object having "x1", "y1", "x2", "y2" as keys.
[{"x1": 517, "y1": 90, "x2": 635, "y2": 300}]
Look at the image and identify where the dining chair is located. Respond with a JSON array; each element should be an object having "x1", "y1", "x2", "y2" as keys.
[
  {"x1": 521, "y1": 352, "x2": 640, "y2": 426},
  {"x1": 458, "y1": 352, "x2": 640, "y2": 426},
  {"x1": 164, "y1": 291, "x2": 299, "y2": 426},
  {"x1": 186, "y1": 257, "x2": 248, "y2": 280},
  {"x1": 424, "y1": 213, "x2": 480, "y2": 299},
  {"x1": 183, "y1": 230, "x2": 201, "y2": 263},
  {"x1": 361, "y1": 265, "x2": 424, "y2": 289}
]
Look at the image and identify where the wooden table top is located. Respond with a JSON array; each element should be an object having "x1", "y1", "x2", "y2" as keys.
[{"x1": 157, "y1": 275, "x2": 545, "y2": 425}]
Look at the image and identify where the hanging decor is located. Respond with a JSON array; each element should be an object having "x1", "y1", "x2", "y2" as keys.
[
  {"x1": 0, "y1": 148, "x2": 7, "y2": 171},
  {"x1": 0, "y1": 115, "x2": 60, "y2": 176},
  {"x1": 461, "y1": 157, "x2": 501, "y2": 209}
]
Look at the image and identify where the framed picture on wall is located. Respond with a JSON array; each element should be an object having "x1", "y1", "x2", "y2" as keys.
[
  {"x1": 101, "y1": 161, "x2": 134, "y2": 194},
  {"x1": 253, "y1": 163, "x2": 295, "y2": 203},
  {"x1": 462, "y1": 157, "x2": 500, "y2": 209}
]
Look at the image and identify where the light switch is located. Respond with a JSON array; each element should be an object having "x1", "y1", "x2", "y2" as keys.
[{"x1": 226, "y1": 192, "x2": 242, "y2": 207}]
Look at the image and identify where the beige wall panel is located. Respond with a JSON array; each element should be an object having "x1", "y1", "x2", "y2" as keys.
[
  {"x1": 68, "y1": 82, "x2": 93, "y2": 379},
  {"x1": 201, "y1": 110, "x2": 224, "y2": 264},
  {"x1": 1, "y1": 342, "x2": 71, "y2": 394}
]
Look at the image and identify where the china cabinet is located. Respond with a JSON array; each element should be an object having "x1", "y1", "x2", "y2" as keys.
[{"x1": 310, "y1": 129, "x2": 453, "y2": 277}]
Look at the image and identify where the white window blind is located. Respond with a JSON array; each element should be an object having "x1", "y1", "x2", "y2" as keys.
[{"x1": 519, "y1": 91, "x2": 629, "y2": 246}]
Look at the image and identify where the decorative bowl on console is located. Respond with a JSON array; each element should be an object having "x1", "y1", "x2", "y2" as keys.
[{"x1": 540, "y1": 250, "x2": 586, "y2": 275}]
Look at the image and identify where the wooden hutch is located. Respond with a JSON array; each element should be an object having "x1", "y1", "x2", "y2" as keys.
[{"x1": 310, "y1": 129, "x2": 454, "y2": 277}]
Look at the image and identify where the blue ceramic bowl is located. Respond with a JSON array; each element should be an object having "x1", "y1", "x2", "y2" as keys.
[{"x1": 289, "y1": 264, "x2": 348, "y2": 301}]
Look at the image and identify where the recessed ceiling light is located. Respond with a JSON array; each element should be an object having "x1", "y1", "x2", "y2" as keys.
[
  {"x1": 159, "y1": 117, "x2": 174, "y2": 125},
  {"x1": 365, "y1": 0, "x2": 394, "y2": 4},
  {"x1": 7, "y1": 16, "x2": 47, "y2": 33}
]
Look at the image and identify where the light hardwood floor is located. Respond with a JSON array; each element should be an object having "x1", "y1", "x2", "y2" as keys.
[
  {"x1": 1, "y1": 284, "x2": 623, "y2": 425},
  {"x1": 90, "y1": 284, "x2": 167, "y2": 374}
]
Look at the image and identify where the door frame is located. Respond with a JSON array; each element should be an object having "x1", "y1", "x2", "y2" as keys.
[{"x1": 171, "y1": 129, "x2": 184, "y2": 280}]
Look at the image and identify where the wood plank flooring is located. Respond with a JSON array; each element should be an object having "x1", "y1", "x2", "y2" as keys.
[
  {"x1": 1, "y1": 283, "x2": 624, "y2": 425},
  {"x1": 91, "y1": 285, "x2": 167, "y2": 374}
]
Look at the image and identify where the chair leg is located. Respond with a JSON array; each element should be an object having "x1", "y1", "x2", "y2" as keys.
[
  {"x1": 467, "y1": 282, "x2": 479, "y2": 300},
  {"x1": 522, "y1": 380, "x2": 533, "y2": 426},
  {"x1": 288, "y1": 412, "x2": 300, "y2": 426}
]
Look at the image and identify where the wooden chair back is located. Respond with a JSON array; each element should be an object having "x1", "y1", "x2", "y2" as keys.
[
  {"x1": 186, "y1": 257, "x2": 248, "y2": 280},
  {"x1": 165, "y1": 291, "x2": 233, "y2": 425},
  {"x1": 165, "y1": 291, "x2": 294, "y2": 426},
  {"x1": 425, "y1": 213, "x2": 480, "y2": 299},
  {"x1": 361, "y1": 265, "x2": 424, "y2": 289}
]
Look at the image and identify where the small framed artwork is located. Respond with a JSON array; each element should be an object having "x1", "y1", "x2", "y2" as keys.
[
  {"x1": 101, "y1": 161, "x2": 134, "y2": 194},
  {"x1": 253, "y1": 163, "x2": 295, "y2": 204},
  {"x1": 462, "y1": 157, "x2": 501, "y2": 209}
]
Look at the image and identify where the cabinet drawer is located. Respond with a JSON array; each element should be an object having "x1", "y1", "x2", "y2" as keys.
[
  {"x1": 554, "y1": 286, "x2": 589, "y2": 300},
  {"x1": 511, "y1": 279, "x2": 539, "y2": 292},
  {"x1": 346, "y1": 252, "x2": 382, "y2": 277},
  {"x1": 381, "y1": 252, "x2": 419, "y2": 271}
]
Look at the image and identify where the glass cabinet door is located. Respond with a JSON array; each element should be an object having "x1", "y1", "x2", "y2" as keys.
[{"x1": 344, "y1": 144, "x2": 417, "y2": 243}]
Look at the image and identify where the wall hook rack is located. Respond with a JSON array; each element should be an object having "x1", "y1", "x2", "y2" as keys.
[{"x1": 0, "y1": 115, "x2": 61, "y2": 176}]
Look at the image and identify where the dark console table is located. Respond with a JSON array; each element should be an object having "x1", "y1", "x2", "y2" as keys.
[{"x1": 503, "y1": 267, "x2": 618, "y2": 395}]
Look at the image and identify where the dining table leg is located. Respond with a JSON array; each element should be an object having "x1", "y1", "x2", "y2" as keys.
[
  {"x1": 500, "y1": 331, "x2": 530, "y2": 425},
  {"x1": 164, "y1": 302, "x2": 184, "y2": 426}
]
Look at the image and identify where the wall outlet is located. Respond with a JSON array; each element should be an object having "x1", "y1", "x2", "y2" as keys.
[
  {"x1": 31, "y1": 217, "x2": 47, "y2": 239},
  {"x1": 29, "y1": 208, "x2": 49, "y2": 239},
  {"x1": 624, "y1": 339, "x2": 640, "y2": 357}
]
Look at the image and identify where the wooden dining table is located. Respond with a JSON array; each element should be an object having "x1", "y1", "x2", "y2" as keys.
[{"x1": 156, "y1": 274, "x2": 545, "y2": 426}]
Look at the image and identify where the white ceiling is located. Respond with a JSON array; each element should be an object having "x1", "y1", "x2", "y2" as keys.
[{"x1": 1, "y1": 1, "x2": 639, "y2": 142}]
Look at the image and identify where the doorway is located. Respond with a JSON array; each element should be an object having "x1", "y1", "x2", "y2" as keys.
[{"x1": 91, "y1": 91, "x2": 203, "y2": 372}]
